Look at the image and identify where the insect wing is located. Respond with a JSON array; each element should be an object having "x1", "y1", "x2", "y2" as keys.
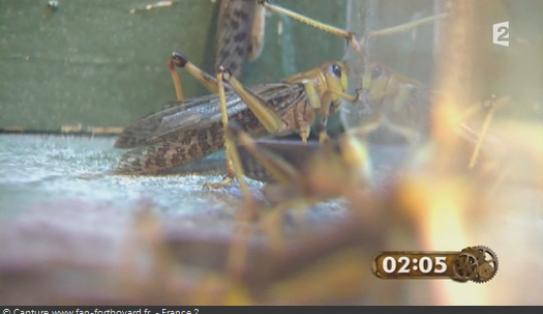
[
  {"x1": 115, "y1": 83, "x2": 305, "y2": 149},
  {"x1": 115, "y1": 92, "x2": 245, "y2": 148}
]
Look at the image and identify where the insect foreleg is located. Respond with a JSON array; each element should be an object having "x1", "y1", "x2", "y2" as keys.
[{"x1": 302, "y1": 80, "x2": 329, "y2": 143}]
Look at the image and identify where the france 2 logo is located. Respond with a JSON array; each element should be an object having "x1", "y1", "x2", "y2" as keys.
[{"x1": 492, "y1": 21, "x2": 510, "y2": 47}]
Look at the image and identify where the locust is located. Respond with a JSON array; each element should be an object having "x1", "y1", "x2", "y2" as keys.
[{"x1": 114, "y1": 53, "x2": 352, "y2": 175}]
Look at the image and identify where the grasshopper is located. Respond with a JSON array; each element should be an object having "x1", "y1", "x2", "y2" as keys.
[{"x1": 115, "y1": 54, "x2": 352, "y2": 175}]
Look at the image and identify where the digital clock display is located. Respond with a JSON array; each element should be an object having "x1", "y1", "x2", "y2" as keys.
[
  {"x1": 372, "y1": 246, "x2": 498, "y2": 283},
  {"x1": 373, "y1": 253, "x2": 454, "y2": 278}
]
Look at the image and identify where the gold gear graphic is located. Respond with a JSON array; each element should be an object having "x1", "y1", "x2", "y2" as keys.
[
  {"x1": 452, "y1": 252, "x2": 478, "y2": 282},
  {"x1": 476, "y1": 262, "x2": 495, "y2": 282},
  {"x1": 470, "y1": 246, "x2": 498, "y2": 283}
]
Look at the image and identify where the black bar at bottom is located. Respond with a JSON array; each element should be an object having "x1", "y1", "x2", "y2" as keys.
[{"x1": 0, "y1": 306, "x2": 541, "y2": 314}]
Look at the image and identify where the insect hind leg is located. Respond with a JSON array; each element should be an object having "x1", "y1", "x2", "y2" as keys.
[
  {"x1": 168, "y1": 51, "x2": 221, "y2": 102},
  {"x1": 205, "y1": 67, "x2": 256, "y2": 215},
  {"x1": 259, "y1": 0, "x2": 360, "y2": 51}
]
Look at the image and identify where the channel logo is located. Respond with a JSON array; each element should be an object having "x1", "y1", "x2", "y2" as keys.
[{"x1": 493, "y1": 21, "x2": 510, "y2": 47}]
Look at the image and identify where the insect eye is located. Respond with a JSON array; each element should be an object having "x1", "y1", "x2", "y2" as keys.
[{"x1": 331, "y1": 63, "x2": 342, "y2": 77}]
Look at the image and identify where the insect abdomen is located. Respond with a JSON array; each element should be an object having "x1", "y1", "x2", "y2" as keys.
[
  {"x1": 116, "y1": 122, "x2": 225, "y2": 175},
  {"x1": 116, "y1": 110, "x2": 265, "y2": 175}
]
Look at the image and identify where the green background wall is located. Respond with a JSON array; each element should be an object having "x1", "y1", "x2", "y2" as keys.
[{"x1": 0, "y1": 0, "x2": 346, "y2": 131}]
